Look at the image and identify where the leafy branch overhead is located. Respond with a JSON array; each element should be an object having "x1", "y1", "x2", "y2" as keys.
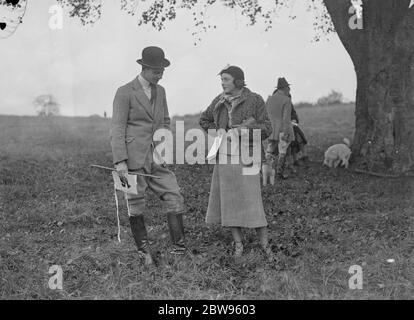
[
  {"x1": 0, "y1": 0, "x2": 28, "y2": 38},
  {"x1": 55, "y1": 0, "x2": 336, "y2": 42}
]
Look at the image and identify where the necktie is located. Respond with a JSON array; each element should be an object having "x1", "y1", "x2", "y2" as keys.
[{"x1": 150, "y1": 84, "x2": 157, "y2": 107}]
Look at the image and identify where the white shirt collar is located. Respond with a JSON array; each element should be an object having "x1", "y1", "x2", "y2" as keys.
[{"x1": 138, "y1": 73, "x2": 151, "y2": 89}]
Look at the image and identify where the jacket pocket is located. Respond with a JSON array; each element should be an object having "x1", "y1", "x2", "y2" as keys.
[{"x1": 125, "y1": 136, "x2": 135, "y2": 143}]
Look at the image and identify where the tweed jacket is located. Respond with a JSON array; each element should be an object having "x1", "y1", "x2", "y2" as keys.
[
  {"x1": 110, "y1": 76, "x2": 171, "y2": 170},
  {"x1": 265, "y1": 90, "x2": 295, "y2": 142},
  {"x1": 199, "y1": 88, "x2": 271, "y2": 160}
]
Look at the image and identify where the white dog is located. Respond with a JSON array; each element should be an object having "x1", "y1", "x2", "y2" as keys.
[{"x1": 323, "y1": 138, "x2": 351, "y2": 168}]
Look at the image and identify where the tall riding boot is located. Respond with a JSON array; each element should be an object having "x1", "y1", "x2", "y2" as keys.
[
  {"x1": 129, "y1": 215, "x2": 154, "y2": 265},
  {"x1": 276, "y1": 153, "x2": 288, "y2": 180},
  {"x1": 167, "y1": 212, "x2": 186, "y2": 254}
]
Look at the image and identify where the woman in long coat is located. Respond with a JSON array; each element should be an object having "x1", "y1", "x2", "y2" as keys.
[{"x1": 199, "y1": 66, "x2": 274, "y2": 259}]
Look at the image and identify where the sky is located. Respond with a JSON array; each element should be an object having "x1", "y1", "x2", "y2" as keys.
[{"x1": 0, "y1": 0, "x2": 356, "y2": 117}]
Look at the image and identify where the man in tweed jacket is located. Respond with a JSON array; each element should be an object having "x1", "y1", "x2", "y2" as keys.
[
  {"x1": 265, "y1": 77, "x2": 295, "y2": 180},
  {"x1": 111, "y1": 46, "x2": 186, "y2": 265}
]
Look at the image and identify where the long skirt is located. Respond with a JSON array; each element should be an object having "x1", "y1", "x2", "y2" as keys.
[{"x1": 205, "y1": 157, "x2": 268, "y2": 228}]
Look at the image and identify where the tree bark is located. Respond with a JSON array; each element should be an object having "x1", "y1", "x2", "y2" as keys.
[{"x1": 324, "y1": 0, "x2": 414, "y2": 174}]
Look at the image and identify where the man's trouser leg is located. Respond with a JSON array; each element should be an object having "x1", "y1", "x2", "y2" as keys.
[{"x1": 277, "y1": 134, "x2": 290, "y2": 179}]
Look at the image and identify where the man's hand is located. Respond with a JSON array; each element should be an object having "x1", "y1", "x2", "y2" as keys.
[{"x1": 115, "y1": 161, "x2": 129, "y2": 187}]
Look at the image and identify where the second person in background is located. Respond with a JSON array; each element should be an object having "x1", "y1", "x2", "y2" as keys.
[{"x1": 264, "y1": 77, "x2": 295, "y2": 180}]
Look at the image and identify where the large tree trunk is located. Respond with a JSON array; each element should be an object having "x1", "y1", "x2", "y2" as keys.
[{"x1": 324, "y1": 0, "x2": 414, "y2": 174}]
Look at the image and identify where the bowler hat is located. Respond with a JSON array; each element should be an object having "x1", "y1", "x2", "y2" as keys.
[
  {"x1": 137, "y1": 46, "x2": 170, "y2": 69},
  {"x1": 277, "y1": 77, "x2": 291, "y2": 89}
]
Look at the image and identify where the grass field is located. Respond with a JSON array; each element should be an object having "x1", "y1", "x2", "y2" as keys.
[{"x1": 1, "y1": 104, "x2": 413, "y2": 299}]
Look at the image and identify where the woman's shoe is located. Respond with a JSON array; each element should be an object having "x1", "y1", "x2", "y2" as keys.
[{"x1": 234, "y1": 242, "x2": 244, "y2": 258}]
